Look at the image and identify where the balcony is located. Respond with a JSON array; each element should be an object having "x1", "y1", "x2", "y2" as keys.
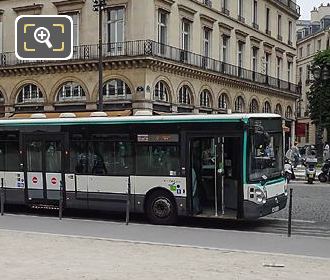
[
  {"x1": 274, "y1": 0, "x2": 300, "y2": 16},
  {"x1": 0, "y1": 40, "x2": 298, "y2": 95}
]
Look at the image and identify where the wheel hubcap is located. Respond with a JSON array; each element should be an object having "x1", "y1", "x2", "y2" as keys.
[{"x1": 152, "y1": 197, "x2": 172, "y2": 219}]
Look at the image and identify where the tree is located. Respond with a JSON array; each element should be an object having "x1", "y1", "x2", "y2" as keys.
[{"x1": 307, "y1": 49, "x2": 330, "y2": 160}]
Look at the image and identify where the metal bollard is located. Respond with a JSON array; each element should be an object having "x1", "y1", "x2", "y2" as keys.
[
  {"x1": 0, "y1": 178, "x2": 4, "y2": 216},
  {"x1": 288, "y1": 188, "x2": 293, "y2": 237},
  {"x1": 126, "y1": 177, "x2": 131, "y2": 225},
  {"x1": 59, "y1": 181, "x2": 63, "y2": 220}
]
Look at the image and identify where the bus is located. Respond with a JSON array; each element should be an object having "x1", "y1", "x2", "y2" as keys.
[{"x1": 0, "y1": 113, "x2": 287, "y2": 224}]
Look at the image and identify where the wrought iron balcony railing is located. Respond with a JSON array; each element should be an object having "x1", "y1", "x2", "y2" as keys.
[
  {"x1": 0, "y1": 40, "x2": 299, "y2": 94},
  {"x1": 275, "y1": 0, "x2": 300, "y2": 15}
]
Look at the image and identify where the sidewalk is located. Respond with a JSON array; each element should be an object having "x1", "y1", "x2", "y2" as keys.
[{"x1": 0, "y1": 230, "x2": 330, "y2": 280}]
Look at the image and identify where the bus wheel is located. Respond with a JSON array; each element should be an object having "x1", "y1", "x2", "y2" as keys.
[{"x1": 146, "y1": 190, "x2": 177, "y2": 225}]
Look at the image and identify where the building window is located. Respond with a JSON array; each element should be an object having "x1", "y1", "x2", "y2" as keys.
[
  {"x1": 222, "y1": 35, "x2": 229, "y2": 63},
  {"x1": 265, "y1": 7, "x2": 270, "y2": 34},
  {"x1": 253, "y1": 0, "x2": 258, "y2": 27},
  {"x1": 307, "y1": 44, "x2": 311, "y2": 56},
  {"x1": 265, "y1": 52, "x2": 271, "y2": 76},
  {"x1": 238, "y1": 0, "x2": 244, "y2": 21},
  {"x1": 103, "y1": 79, "x2": 132, "y2": 100},
  {"x1": 0, "y1": 13, "x2": 3, "y2": 53},
  {"x1": 277, "y1": 14, "x2": 282, "y2": 40},
  {"x1": 154, "y1": 81, "x2": 169, "y2": 102},
  {"x1": 298, "y1": 67, "x2": 303, "y2": 83},
  {"x1": 276, "y1": 57, "x2": 282, "y2": 79},
  {"x1": 221, "y1": 0, "x2": 228, "y2": 13},
  {"x1": 288, "y1": 21, "x2": 292, "y2": 44},
  {"x1": 249, "y1": 99, "x2": 259, "y2": 113},
  {"x1": 219, "y1": 93, "x2": 229, "y2": 109},
  {"x1": 64, "y1": 12, "x2": 79, "y2": 47},
  {"x1": 234, "y1": 96, "x2": 244, "y2": 112},
  {"x1": 200, "y1": 89, "x2": 211, "y2": 108},
  {"x1": 0, "y1": 91, "x2": 4, "y2": 117},
  {"x1": 158, "y1": 10, "x2": 168, "y2": 46},
  {"x1": 181, "y1": 20, "x2": 190, "y2": 51},
  {"x1": 262, "y1": 101, "x2": 271, "y2": 113},
  {"x1": 252, "y1": 47, "x2": 258, "y2": 73},
  {"x1": 318, "y1": 39, "x2": 322, "y2": 51},
  {"x1": 286, "y1": 106, "x2": 293, "y2": 119},
  {"x1": 237, "y1": 41, "x2": 244, "y2": 68},
  {"x1": 107, "y1": 7, "x2": 125, "y2": 53},
  {"x1": 299, "y1": 47, "x2": 303, "y2": 58},
  {"x1": 275, "y1": 103, "x2": 282, "y2": 115},
  {"x1": 288, "y1": 61, "x2": 292, "y2": 83},
  {"x1": 16, "y1": 84, "x2": 43, "y2": 104},
  {"x1": 57, "y1": 82, "x2": 86, "y2": 102},
  {"x1": 178, "y1": 85, "x2": 192, "y2": 105},
  {"x1": 203, "y1": 28, "x2": 211, "y2": 58}
]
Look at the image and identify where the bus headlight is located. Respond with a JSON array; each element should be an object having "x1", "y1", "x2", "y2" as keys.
[
  {"x1": 284, "y1": 184, "x2": 288, "y2": 196},
  {"x1": 255, "y1": 189, "x2": 267, "y2": 204}
]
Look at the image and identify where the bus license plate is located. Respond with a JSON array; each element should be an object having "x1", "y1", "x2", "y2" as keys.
[
  {"x1": 308, "y1": 174, "x2": 314, "y2": 178},
  {"x1": 272, "y1": 206, "x2": 280, "y2": 213}
]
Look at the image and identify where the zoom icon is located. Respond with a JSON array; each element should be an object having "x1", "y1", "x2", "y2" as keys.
[{"x1": 15, "y1": 15, "x2": 73, "y2": 60}]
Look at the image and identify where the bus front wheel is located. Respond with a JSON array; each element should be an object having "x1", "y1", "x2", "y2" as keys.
[{"x1": 146, "y1": 190, "x2": 178, "y2": 225}]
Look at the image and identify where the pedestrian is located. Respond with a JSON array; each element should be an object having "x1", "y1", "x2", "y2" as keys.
[
  {"x1": 291, "y1": 142, "x2": 300, "y2": 168},
  {"x1": 323, "y1": 142, "x2": 330, "y2": 161}
]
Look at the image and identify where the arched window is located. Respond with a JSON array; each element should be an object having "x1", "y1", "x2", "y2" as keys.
[
  {"x1": 234, "y1": 96, "x2": 244, "y2": 112},
  {"x1": 103, "y1": 79, "x2": 132, "y2": 99},
  {"x1": 286, "y1": 106, "x2": 293, "y2": 119},
  {"x1": 154, "y1": 81, "x2": 169, "y2": 102},
  {"x1": 219, "y1": 93, "x2": 229, "y2": 109},
  {"x1": 16, "y1": 84, "x2": 43, "y2": 104},
  {"x1": 57, "y1": 82, "x2": 86, "y2": 102},
  {"x1": 200, "y1": 89, "x2": 211, "y2": 108},
  {"x1": 178, "y1": 85, "x2": 192, "y2": 105},
  {"x1": 274, "y1": 103, "x2": 283, "y2": 115},
  {"x1": 249, "y1": 99, "x2": 259, "y2": 113},
  {"x1": 0, "y1": 91, "x2": 5, "y2": 117},
  {"x1": 263, "y1": 101, "x2": 272, "y2": 113}
]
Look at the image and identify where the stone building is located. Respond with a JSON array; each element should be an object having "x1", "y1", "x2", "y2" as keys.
[
  {"x1": 0, "y1": 0, "x2": 300, "y2": 142},
  {"x1": 296, "y1": 3, "x2": 330, "y2": 146}
]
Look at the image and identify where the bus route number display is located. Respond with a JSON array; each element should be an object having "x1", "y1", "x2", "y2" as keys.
[{"x1": 137, "y1": 134, "x2": 179, "y2": 143}]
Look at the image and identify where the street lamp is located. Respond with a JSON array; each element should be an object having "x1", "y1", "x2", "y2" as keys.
[
  {"x1": 312, "y1": 63, "x2": 330, "y2": 161},
  {"x1": 93, "y1": 0, "x2": 106, "y2": 112}
]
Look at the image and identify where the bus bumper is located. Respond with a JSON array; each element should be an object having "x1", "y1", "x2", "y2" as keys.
[{"x1": 243, "y1": 194, "x2": 287, "y2": 220}]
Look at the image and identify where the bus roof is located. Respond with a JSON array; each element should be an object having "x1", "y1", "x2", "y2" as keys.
[{"x1": 0, "y1": 113, "x2": 281, "y2": 127}]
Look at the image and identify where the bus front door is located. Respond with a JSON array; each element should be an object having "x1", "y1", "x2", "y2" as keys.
[{"x1": 24, "y1": 135, "x2": 63, "y2": 202}]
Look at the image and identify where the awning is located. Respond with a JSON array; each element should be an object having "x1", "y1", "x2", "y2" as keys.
[{"x1": 9, "y1": 110, "x2": 132, "y2": 119}]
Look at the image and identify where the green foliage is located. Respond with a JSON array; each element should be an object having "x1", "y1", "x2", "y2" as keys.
[{"x1": 307, "y1": 49, "x2": 330, "y2": 128}]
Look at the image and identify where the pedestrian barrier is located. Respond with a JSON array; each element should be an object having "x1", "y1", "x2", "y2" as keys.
[
  {"x1": 288, "y1": 188, "x2": 293, "y2": 237},
  {"x1": 0, "y1": 178, "x2": 4, "y2": 216},
  {"x1": 126, "y1": 177, "x2": 131, "y2": 225}
]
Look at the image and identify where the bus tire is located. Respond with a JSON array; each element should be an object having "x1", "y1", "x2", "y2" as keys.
[{"x1": 145, "y1": 190, "x2": 178, "y2": 225}]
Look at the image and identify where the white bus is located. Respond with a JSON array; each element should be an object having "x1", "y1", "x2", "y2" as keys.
[{"x1": 0, "y1": 113, "x2": 287, "y2": 224}]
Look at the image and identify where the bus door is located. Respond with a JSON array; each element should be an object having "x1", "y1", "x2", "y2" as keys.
[
  {"x1": 190, "y1": 136, "x2": 240, "y2": 218},
  {"x1": 24, "y1": 134, "x2": 64, "y2": 202}
]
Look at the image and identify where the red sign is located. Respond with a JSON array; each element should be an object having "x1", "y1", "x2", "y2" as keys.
[
  {"x1": 32, "y1": 177, "x2": 38, "y2": 184},
  {"x1": 296, "y1": 123, "x2": 307, "y2": 137},
  {"x1": 51, "y1": 177, "x2": 57, "y2": 185}
]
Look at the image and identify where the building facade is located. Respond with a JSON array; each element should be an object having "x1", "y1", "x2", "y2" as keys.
[
  {"x1": 296, "y1": 4, "x2": 330, "y2": 146},
  {"x1": 0, "y1": 0, "x2": 300, "y2": 142}
]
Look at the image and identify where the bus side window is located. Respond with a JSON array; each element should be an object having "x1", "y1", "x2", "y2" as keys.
[{"x1": 136, "y1": 144, "x2": 180, "y2": 176}]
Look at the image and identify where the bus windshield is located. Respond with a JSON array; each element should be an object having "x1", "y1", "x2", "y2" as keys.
[{"x1": 248, "y1": 120, "x2": 283, "y2": 182}]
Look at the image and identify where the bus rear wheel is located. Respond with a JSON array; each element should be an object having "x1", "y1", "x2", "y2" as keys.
[{"x1": 146, "y1": 190, "x2": 177, "y2": 225}]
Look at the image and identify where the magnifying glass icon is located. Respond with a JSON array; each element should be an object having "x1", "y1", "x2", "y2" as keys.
[{"x1": 34, "y1": 27, "x2": 53, "y2": 49}]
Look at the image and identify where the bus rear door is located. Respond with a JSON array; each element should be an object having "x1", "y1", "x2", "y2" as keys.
[{"x1": 23, "y1": 134, "x2": 64, "y2": 203}]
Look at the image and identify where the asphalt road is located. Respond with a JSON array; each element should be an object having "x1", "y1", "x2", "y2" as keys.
[{"x1": 1, "y1": 180, "x2": 329, "y2": 239}]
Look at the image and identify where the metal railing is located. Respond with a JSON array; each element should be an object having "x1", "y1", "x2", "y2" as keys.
[
  {"x1": 275, "y1": 0, "x2": 300, "y2": 15},
  {"x1": 0, "y1": 40, "x2": 299, "y2": 94}
]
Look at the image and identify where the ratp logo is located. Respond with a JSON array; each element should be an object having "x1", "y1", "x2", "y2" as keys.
[{"x1": 15, "y1": 15, "x2": 73, "y2": 60}]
